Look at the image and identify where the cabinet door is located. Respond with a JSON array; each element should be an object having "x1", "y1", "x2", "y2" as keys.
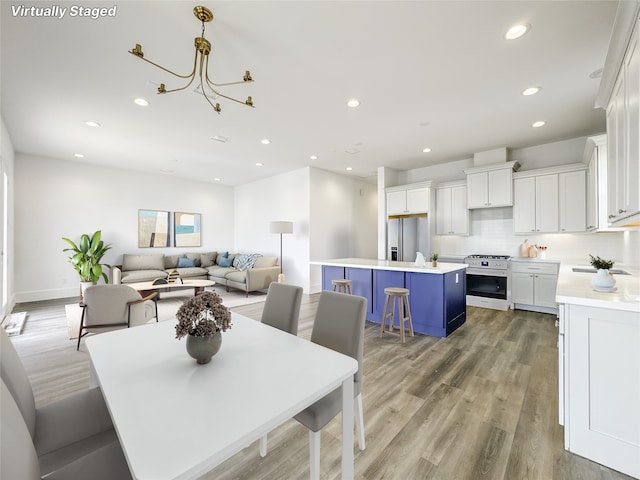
[
  {"x1": 387, "y1": 191, "x2": 406, "y2": 215},
  {"x1": 534, "y1": 274, "x2": 558, "y2": 308},
  {"x1": 512, "y1": 272, "x2": 534, "y2": 304},
  {"x1": 487, "y1": 168, "x2": 513, "y2": 207},
  {"x1": 346, "y1": 268, "x2": 373, "y2": 314},
  {"x1": 624, "y1": 22, "x2": 640, "y2": 218},
  {"x1": 608, "y1": 77, "x2": 626, "y2": 222},
  {"x1": 467, "y1": 172, "x2": 488, "y2": 208},
  {"x1": 535, "y1": 174, "x2": 559, "y2": 233},
  {"x1": 406, "y1": 187, "x2": 429, "y2": 213},
  {"x1": 436, "y1": 187, "x2": 452, "y2": 234},
  {"x1": 450, "y1": 185, "x2": 469, "y2": 234},
  {"x1": 514, "y1": 177, "x2": 536, "y2": 233},
  {"x1": 586, "y1": 148, "x2": 598, "y2": 230},
  {"x1": 559, "y1": 170, "x2": 586, "y2": 232}
]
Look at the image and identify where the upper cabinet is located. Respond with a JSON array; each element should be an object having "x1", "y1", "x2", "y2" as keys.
[
  {"x1": 603, "y1": 11, "x2": 640, "y2": 227},
  {"x1": 513, "y1": 165, "x2": 587, "y2": 234},
  {"x1": 584, "y1": 135, "x2": 607, "y2": 231},
  {"x1": 386, "y1": 182, "x2": 431, "y2": 215},
  {"x1": 463, "y1": 161, "x2": 520, "y2": 209},
  {"x1": 436, "y1": 182, "x2": 469, "y2": 235}
]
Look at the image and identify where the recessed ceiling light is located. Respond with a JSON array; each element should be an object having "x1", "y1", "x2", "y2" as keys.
[
  {"x1": 422, "y1": 147, "x2": 432, "y2": 153},
  {"x1": 522, "y1": 87, "x2": 541, "y2": 96},
  {"x1": 134, "y1": 97, "x2": 149, "y2": 106},
  {"x1": 310, "y1": 155, "x2": 318, "y2": 160},
  {"x1": 256, "y1": 162, "x2": 263, "y2": 167},
  {"x1": 214, "y1": 177, "x2": 221, "y2": 182},
  {"x1": 505, "y1": 23, "x2": 530, "y2": 40},
  {"x1": 261, "y1": 139, "x2": 271, "y2": 145},
  {"x1": 212, "y1": 135, "x2": 228, "y2": 143},
  {"x1": 346, "y1": 167, "x2": 353, "y2": 171},
  {"x1": 532, "y1": 120, "x2": 546, "y2": 128},
  {"x1": 74, "y1": 153, "x2": 85, "y2": 158},
  {"x1": 347, "y1": 99, "x2": 360, "y2": 108},
  {"x1": 85, "y1": 121, "x2": 100, "y2": 127},
  {"x1": 589, "y1": 68, "x2": 603, "y2": 79}
]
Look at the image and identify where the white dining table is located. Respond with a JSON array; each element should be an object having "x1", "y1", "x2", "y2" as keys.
[{"x1": 85, "y1": 313, "x2": 358, "y2": 480}]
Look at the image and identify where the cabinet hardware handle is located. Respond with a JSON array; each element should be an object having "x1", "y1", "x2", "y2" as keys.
[
  {"x1": 608, "y1": 214, "x2": 616, "y2": 219},
  {"x1": 618, "y1": 209, "x2": 627, "y2": 214}
]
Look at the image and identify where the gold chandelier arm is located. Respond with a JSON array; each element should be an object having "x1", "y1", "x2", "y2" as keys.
[
  {"x1": 198, "y1": 56, "x2": 222, "y2": 113},
  {"x1": 203, "y1": 56, "x2": 254, "y2": 107},
  {"x1": 129, "y1": 44, "x2": 198, "y2": 80}
]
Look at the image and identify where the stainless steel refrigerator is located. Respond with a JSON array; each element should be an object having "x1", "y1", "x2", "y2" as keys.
[{"x1": 387, "y1": 215, "x2": 430, "y2": 262}]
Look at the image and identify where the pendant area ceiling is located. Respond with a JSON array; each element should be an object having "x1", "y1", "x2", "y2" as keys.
[{"x1": 1, "y1": 1, "x2": 619, "y2": 186}]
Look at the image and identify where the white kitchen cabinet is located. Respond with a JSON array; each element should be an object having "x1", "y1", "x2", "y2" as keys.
[
  {"x1": 464, "y1": 161, "x2": 519, "y2": 209},
  {"x1": 386, "y1": 182, "x2": 431, "y2": 215},
  {"x1": 606, "y1": 16, "x2": 640, "y2": 227},
  {"x1": 559, "y1": 170, "x2": 586, "y2": 233},
  {"x1": 513, "y1": 165, "x2": 587, "y2": 234},
  {"x1": 584, "y1": 135, "x2": 607, "y2": 231},
  {"x1": 513, "y1": 175, "x2": 559, "y2": 234},
  {"x1": 436, "y1": 183, "x2": 468, "y2": 235},
  {"x1": 560, "y1": 303, "x2": 640, "y2": 478},
  {"x1": 511, "y1": 261, "x2": 559, "y2": 314}
]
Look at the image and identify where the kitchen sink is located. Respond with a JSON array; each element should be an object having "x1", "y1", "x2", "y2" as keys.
[{"x1": 572, "y1": 267, "x2": 631, "y2": 275}]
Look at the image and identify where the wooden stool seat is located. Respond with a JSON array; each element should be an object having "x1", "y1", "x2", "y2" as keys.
[
  {"x1": 331, "y1": 279, "x2": 352, "y2": 294},
  {"x1": 380, "y1": 287, "x2": 414, "y2": 343}
]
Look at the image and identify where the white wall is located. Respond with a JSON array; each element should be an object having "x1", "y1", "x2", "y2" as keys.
[
  {"x1": 234, "y1": 167, "x2": 310, "y2": 291},
  {"x1": 309, "y1": 168, "x2": 377, "y2": 291},
  {"x1": 1, "y1": 117, "x2": 15, "y2": 315},
  {"x1": 14, "y1": 154, "x2": 235, "y2": 302}
]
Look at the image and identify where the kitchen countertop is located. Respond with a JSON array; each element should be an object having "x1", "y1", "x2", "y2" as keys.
[
  {"x1": 310, "y1": 257, "x2": 468, "y2": 274},
  {"x1": 510, "y1": 256, "x2": 561, "y2": 264},
  {"x1": 556, "y1": 263, "x2": 640, "y2": 313}
]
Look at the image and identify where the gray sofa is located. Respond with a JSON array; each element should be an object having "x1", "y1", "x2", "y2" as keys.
[{"x1": 112, "y1": 252, "x2": 280, "y2": 296}]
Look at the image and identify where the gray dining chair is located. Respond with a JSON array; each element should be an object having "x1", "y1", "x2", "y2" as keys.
[
  {"x1": 260, "y1": 282, "x2": 303, "y2": 334},
  {"x1": 259, "y1": 281, "x2": 304, "y2": 456},
  {"x1": 0, "y1": 328, "x2": 118, "y2": 477},
  {"x1": 77, "y1": 284, "x2": 157, "y2": 350},
  {"x1": 1, "y1": 380, "x2": 132, "y2": 480}
]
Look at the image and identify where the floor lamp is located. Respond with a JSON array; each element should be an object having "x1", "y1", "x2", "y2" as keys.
[{"x1": 269, "y1": 221, "x2": 293, "y2": 283}]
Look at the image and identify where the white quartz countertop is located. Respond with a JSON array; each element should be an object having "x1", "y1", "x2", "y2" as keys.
[
  {"x1": 310, "y1": 257, "x2": 467, "y2": 274},
  {"x1": 510, "y1": 256, "x2": 561, "y2": 264},
  {"x1": 556, "y1": 263, "x2": 640, "y2": 313}
]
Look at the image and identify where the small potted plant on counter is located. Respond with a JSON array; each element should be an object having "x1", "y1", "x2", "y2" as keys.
[
  {"x1": 589, "y1": 254, "x2": 616, "y2": 291},
  {"x1": 431, "y1": 253, "x2": 439, "y2": 267}
]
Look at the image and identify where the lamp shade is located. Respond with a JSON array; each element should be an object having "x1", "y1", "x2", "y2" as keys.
[{"x1": 269, "y1": 221, "x2": 293, "y2": 234}]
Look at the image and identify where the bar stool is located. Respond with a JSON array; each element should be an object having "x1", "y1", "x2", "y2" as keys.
[
  {"x1": 331, "y1": 279, "x2": 352, "y2": 294},
  {"x1": 380, "y1": 287, "x2": 414, "y2": 343}
]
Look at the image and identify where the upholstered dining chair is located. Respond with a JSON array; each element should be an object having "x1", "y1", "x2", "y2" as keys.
[
  {"x1": 77, "y1": 284, "x2": 157, "y2": 350},
  {"x1": 0, "y1": 328, "x2": 122, "y2": 478},
  {"x1": 258, "y1": 282, "x2": 303, "y2": 456},
  {"x1": 260, "y1": 282, "x2": 303, "y2": 334},
  {"x1": 1, "y1": 380, "x2": 132, "y2": 480}
]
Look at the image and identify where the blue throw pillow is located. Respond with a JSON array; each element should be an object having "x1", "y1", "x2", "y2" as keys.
[
  {"x1": 177, "y1": 257, "x2": 196, "y2": 268},
  {"x1": 218, "y1": 256, "x2": 233, "y2": 267}
]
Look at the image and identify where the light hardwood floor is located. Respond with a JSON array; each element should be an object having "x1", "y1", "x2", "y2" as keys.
[{"x1": 7, "y1": 295, "x2": 634, "y2": 480}]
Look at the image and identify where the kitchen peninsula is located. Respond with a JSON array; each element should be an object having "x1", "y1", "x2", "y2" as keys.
[{"x1": 311, "y1": 258, "x2": 467, "y2": 338}]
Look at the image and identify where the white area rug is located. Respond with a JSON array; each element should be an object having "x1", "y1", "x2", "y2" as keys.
[
  {"x1": 65, "y1": 286, "x2": 266, "y2": 339},
  {"x1": 2, "y1": 312, "x2": 27, "y2": 336}
]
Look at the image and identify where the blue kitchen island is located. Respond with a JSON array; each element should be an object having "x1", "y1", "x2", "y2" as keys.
[{"x1": 311, "y1": 258, "x2": 468, "y2": 338}]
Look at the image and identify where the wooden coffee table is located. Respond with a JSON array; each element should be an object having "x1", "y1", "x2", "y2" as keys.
[{"x1": 125, "y1": 279, "x2": 215, "y2": 298}]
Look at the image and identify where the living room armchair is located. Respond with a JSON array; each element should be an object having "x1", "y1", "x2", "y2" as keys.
[{"x1": 77, "y1": 284, "x2": 157, "y2": 350}]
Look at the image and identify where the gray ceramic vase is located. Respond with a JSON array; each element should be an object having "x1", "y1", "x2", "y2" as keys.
[{"x1": 186, "y1": 331, "x2": 222, "y2": 364}]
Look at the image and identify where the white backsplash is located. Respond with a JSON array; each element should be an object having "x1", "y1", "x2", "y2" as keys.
[{"x1": 431, "y1": 207, "x2": 626, "y2": 264}]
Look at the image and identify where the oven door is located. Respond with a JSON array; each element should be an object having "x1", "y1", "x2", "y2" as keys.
[{"x1": 466, "y1": 268, "x2": 508, "y2": 300}]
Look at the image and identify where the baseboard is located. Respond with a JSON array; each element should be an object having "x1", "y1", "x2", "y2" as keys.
[{"x1": 14, "y1": 287, "x2": 78, "y2": 304}]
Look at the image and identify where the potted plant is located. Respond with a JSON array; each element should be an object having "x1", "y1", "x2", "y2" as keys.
[
  {"x1": 431, "y1": 253, "x2": 439, "y2": 267},
  {"x1": 589, "y1": 254, "x2": 616, "y2": 290},
  {"x1": 175, "y1": 291, "x2": 232, "y2": 364},
  {"x1": 62, "y1": 230, "x2": 112, "y2": 299}
]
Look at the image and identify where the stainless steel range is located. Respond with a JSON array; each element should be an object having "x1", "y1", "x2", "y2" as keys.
[{"x1": 464, "y1": 254, "x2": 511, "y2": 311}]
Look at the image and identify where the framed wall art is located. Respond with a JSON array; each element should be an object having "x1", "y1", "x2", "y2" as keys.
[
  {"x1": 174, "y1": 211, "x2": 201, "y2": 247},
  {"x1": 138, "y1": 209, "x2": 170, "y2": 247}
]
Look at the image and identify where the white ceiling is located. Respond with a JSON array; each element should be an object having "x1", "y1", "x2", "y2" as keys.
[{"x1": 1, "y1": 1, "x2": 619, "y2": 186}]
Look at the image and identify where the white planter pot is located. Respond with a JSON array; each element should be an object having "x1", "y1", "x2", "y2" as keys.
[
  {"x1": 591, "y1": 269, "x2": 616, "y2": 290},
  {"x1": 80, "y1": 281, "x2": 94, "y2": 302}
]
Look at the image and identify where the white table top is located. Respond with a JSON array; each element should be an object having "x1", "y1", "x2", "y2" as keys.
[
  {"x1": 310, "y1": 257, "x2": 467, "y2": 274},
  {"x1": 556, "y1": 263, "x2": 640, "y2": 313},
  {"x1": 86, "y1": 314, "x2": 358, "y2": 479},
  {"x1": 125, "y1": 279, "x2": 215, "y2": 291}
]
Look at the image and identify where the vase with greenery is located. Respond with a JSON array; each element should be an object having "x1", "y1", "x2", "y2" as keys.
[
  {"x1": 431, "y1": 253, "x2": 439, "y2": 267},
  {"x1": 589, "y1": 254, "x2": 616, "y2": 290},
  {"x1": 62, "y1": 231, "x2": 112, "y2": 299},
  {"x1": 175, "y1": 291, "x2": 232, "y2": 364}
]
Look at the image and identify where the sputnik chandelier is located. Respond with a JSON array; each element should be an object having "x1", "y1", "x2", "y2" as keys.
[{"x1": 129, "y1": 6, "x2": 254, "y2": 114}]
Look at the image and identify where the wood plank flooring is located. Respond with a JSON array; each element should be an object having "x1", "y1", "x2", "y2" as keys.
[{"x1": 7, "y1": 295, "x2": 634, "y2": 480}]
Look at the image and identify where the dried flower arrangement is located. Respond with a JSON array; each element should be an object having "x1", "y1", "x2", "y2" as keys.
[{"x1": 175, "y1": 291, "x2": 232, "y2": 339}]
